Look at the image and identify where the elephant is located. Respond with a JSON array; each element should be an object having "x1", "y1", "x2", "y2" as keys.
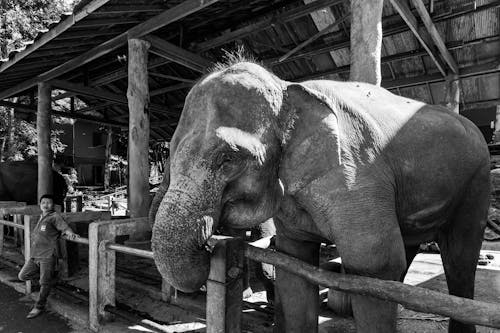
[
  {"x1": 151, "y1": 60, "x2": 489, "y2": 333},
  {"x1": 0, "y1": 161, "x2": 68, "y2": 206},
  {"x1": 149, "y1": 157, "x2": 276, "y2": 302}
]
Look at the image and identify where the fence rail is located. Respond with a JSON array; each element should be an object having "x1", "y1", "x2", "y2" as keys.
[{"x1": 207, "y1": 235, "x2": 500, "y2": 331}]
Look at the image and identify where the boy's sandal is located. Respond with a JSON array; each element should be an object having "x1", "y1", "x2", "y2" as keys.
[{"x1": 26, "y1": 307, "x2": 43, "y2": 319}]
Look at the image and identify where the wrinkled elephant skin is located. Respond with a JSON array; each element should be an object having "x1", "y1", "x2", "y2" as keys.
[
  {"x1": 151, "y1": 61, "x2": 489, "y2": 333},
  {"x1": 0, "y1": 161, "x2": 68, "y2": 206}
]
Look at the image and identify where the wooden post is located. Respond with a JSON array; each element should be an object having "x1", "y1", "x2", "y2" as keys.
[
  {"x1": 349, "y1": 0, "x2": 384, "y2": 85},
  {"x1": 89, "y1": 221, "x2": 116, "y2": 331},
  {"x1": 24, "y1": 215, "x2": 36, "y2": 294},
  {"x1": 445, "y1": 74, "x2": 460, "y2": 113},
  {"x1": 161, "y1": 279, "x2": 175, "y2": 303},
  {"x1": 206, "y1": 237, "x2": 244, "y2": 333},
  {"x1": 37, "y1": 82, "x2": 53, "y2": 201},
  {"x1": 104, "y1": 128, "x2": 113, "y2": 190},
  {"x1": 127, "y1": 38, "x2": 151, "y2": 232}
]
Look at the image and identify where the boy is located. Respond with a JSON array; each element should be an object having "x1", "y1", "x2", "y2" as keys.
[{"x1": 18, "y1": 194, "x2": 78, "y2": 319}]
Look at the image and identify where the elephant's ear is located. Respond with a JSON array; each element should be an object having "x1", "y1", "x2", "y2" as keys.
[
  {"x1": 278, "y1": 83, "x2": 343, "y2": 194},
  {"x1": 148, "y1": 157, "x2": 170, "y2": 227}
]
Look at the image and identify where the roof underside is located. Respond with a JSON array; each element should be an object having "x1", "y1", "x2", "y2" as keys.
[{"x1": 0, "y1": 0, "x2": 499, "y2": 141}]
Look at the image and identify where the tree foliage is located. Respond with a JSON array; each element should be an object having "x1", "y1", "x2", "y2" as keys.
[
  {"x1": 0, "y1": 0, "x2": 77, "y2": 161},
  {"x1": 0, "y1": 0, "x2": 76, "y2": 59}
]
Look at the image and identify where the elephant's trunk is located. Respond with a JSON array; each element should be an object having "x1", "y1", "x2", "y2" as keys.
[{"x1": 152, "y1": 180, "x2": 220, "y2": 292}]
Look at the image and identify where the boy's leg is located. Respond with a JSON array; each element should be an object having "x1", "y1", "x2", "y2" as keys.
[
  {"x1": 35, "y1": 257, "x2": 56, "y2": 310},
  {"x1": 18, "y1": 259, "x2": 39, "y2": 282}
]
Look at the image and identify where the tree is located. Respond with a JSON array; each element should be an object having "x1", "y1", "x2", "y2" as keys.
[
  {"x1": 0, "y1": 0, "x2": 77, "y2": 161},
  {"x1": 0, "y1": 0, "x2": 77, "y2": 59}
]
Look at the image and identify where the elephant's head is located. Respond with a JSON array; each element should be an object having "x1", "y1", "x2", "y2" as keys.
[{"x1": 152, "y1": 61, "x2": 340, "y2": 292}]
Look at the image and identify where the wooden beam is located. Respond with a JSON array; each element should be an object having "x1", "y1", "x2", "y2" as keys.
[
  {"x1": 145, "y1": 35, "x2": 211, "y2": 73},
  {"x1": 48, "y1": 79, "x2": 177, "y2": 115},
  {"x1": 411, "y1": 0, "x2": 459, "y2": 74},
  {"x1": 37, "y1": 82, "x2": 53, "y2": 201},
  {"x1": 127, "y1": 38, "x2": 151, "y2": 222},
  {"x1": 291, "y1": 36, "x2": 500, "y2": 81},
  {"x1": 149, "y1": 72, "x2": 195, "y2": 83},
  {"x1": 90, "y1": 57, "x2": 170, "y2": 86},
  {"x1": 196, "y1": 0, "x2": 347, "y2": 51},
  {"x1": 279, "y1": 12, "x2": 350, "y2": 62},
  {"x1": 0, "y1": 0, "x2": 220, "y2": 100},
  {"x1": 267, "y1": 2, "x2": 500, "y2": 66},
  {"x1": 388, "y1": 0, "x2": 447, "y2": 76},
  {"x1": 444, "y1": 74, "x2": 460, "y2": 113},
  {"x1": 0, "y1": 100, "x2": 128, "y2": 128},
  {"x1": 0, "y1": 0, "x2": 111, "y2": 73},
  {"x1": 382, "y1": 61, "x2": 500, "y2": 89},
  {"x1": 150, "y1": 82, "x2": 193, "y2": 97},
  {"x1": 75, "y1": 17, "x2": 142, "y2": 28}
]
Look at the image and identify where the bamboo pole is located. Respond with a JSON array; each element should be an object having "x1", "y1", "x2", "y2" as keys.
[{"x1": 244, "y1": 245, "x2": 500, "y2": 329}]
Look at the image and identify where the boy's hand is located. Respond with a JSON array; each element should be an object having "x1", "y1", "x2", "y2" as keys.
[{"x1": 64, "y1": 230, "x2": 79, "y2": 240}]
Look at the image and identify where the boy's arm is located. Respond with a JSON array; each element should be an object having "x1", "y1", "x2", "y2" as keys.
[{"x1": 54, "y1": 214, "x2": 78, "y2": 240}]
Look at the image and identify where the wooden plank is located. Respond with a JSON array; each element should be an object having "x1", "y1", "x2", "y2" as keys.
[
  {"x1": 127, "y1": 39, "x2": 151, "y2": 225},
  {"x1": 0, "y1": 0, "x2": 111, "y2": 73},
  {"x1": 279, "y1": 12, "x2": 350, "y2": 62},
  {"x1": 207, "y1": 237, "x2": 244, "y2": 333},
  {"x1": 149, "y1": 72, "x2": 195, "y2": 83},
  {"x1": 245, "y1": 244, "x2": 500, "y2": 329},
  {"x1": 196, "y1": 0, "x2": 346, "y2": 51},
  {"x1": 145, "y1": 35, "x2": 211, "y2": 73},
  {"x1": 411, "y1": 0, "x2": 459, "y2": 74},
  {"x1": 0, "y1": 0, "x2": 221, "y2": 100},
  {"x1": 104, "y1": 129, "x2": 112, "y2": 190},
  {"x1": 388, "y1": 0, "x2": 446, "y2": 76},
  {"x1": 37, "y1": 82, "x2": 53, "y2": 201}
]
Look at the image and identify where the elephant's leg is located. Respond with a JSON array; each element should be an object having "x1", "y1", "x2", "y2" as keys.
[
  {"x1": 274, "y1": 232, "x2": 319, "y2": 333},
  {"x1": 437, "y1": 171, "x2": 489, "y2": 333},
  {"x1": 337, "y1": 219, "x2": 406, "y2": 333}
]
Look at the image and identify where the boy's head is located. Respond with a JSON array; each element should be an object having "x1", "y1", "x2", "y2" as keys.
[{"x1": 39, "y1": 194, "x2": 55, "y2": 213}]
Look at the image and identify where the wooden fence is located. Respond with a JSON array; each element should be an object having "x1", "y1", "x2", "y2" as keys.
[{"x1": 206, "y1": 236, "x2": 500, "y2": 332}]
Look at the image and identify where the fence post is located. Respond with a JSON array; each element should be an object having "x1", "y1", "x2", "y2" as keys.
[
  {"x1": 89, "y1": 221, "x2": 116, "y2": 332},
  {"x1": 24, "y1": 215, "x2": 36, "y2": 294},
  {"x1": 206, "y1": 237, "x2": 244, "y2": 333},
  {"x1": 161, "y1": 279, "x2": 175, "y2": 302}
]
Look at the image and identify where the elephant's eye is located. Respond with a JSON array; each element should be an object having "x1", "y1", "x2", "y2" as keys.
[{"x1": 216, "y1": 152, "x2": 235, "y2": 167}]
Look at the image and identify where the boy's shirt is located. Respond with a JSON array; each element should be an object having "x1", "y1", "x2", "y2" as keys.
[{"x1": 31, "y1": 211, "x2": 71, "y2": 259}]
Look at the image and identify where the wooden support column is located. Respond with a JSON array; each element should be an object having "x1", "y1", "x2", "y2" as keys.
[
  {"x1": 37, "y1": 82, "x2": 53, "y2": 201},
  {"x1": 349, "y1": 0, "x2": 384, "y2": 85},
  {"x1": 206, "y1": 236, "x2": 244, "y2": 333},
  {"x1": 24, "y1": 215, "x2": 36, "y2": 294},
  {"x1": 444, "y1": 74, "x2": 460, "y2": 113},
  {"x1": 104, "y1": 128, "x2": 113, "y2": 190},
  {"x1": 127, "y1": 39, "x2": 151, "y2": 228}
]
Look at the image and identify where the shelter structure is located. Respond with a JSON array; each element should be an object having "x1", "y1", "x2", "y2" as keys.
[{"x1": 0, "y1": 0, "x2": 498, "y2": 217}]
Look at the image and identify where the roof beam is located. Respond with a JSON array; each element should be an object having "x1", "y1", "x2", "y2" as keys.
[
  {"x1": 48, "y1": 79, "x2": 177, "y2": 116},
  {"x1": 291, "y1": 36, "x2": 499, "y2": 81},
  {"x1": 382, "y1": 61, "x2": 500, "y2": 89},
  {"x1": 150, "y1": 82, "x2": 193, "y2": 97},
  {"x1": 0, "y1": 100, "x2": 127, "y2": 128},
  {"x1": 196, "y1": 0, "x2": 347, "y2": 52},
  {"x1": 411, "y1": 0, "x2": 459, "y2": 74},
  {"x1": 145, "y1": 35, "x2": 211, "y2": 73},
  {"x1": 388, "y1": 0, "x2": 447, "y2": 76},
  {"x1": 278, "y1": 11, "x2": 350, "y2": 62},
  {"x1": 0, "y1": 0, "x2": 111, "y2": 72},
  {"x1": 0, "y1": 0, "x2": 220, "y2": 100},
  {"x1": 266, "y1": 1, "x2": 500, "y2": 66}
]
